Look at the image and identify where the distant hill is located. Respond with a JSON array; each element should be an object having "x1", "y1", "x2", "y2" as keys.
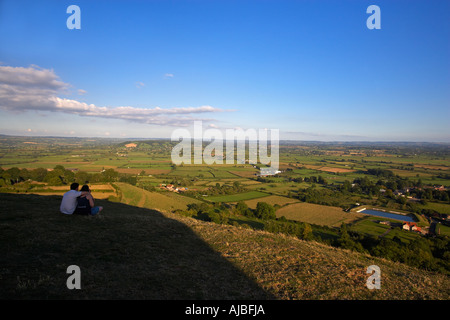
[{"x1": 0, "y1": 192, "x2": 449, "y2": 300}]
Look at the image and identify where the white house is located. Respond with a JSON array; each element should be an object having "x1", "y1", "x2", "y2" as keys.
[{"x1": 260, "y1": 167, "x2": 281, "y2": 176}]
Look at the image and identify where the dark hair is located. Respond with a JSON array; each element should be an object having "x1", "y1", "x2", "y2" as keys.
[
  {"x1": 70, "y1": 183, "x2": 79, "y2": 190},
  {"x1": 80, "y1": 185, "x2": 90, "y2": 192}
]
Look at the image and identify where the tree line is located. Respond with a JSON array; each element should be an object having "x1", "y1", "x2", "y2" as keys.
[{"x1": 0, "y1": 166, "x2": 136, "y2": 187}]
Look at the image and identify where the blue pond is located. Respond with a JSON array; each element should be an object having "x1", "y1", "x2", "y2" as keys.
[{"x1": 360, "y1": 209, "x2": 415, "y2": 222}]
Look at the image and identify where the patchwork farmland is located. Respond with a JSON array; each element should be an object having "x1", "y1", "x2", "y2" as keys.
[{"x1": 1, "y1": 136, "x2": 449, "y2": 285}]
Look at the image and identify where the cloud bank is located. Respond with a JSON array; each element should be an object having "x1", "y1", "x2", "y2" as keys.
[{"x1": 0, "y1": 65, "x2": 226, "y2": 127}]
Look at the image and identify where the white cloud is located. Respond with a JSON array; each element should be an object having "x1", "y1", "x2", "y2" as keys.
[
  {"x1": 0, "y1": 65, "x2": 67, "y2": 90},
  {"x1": 78, "y1": 89, "x2": 87, "y2": 95},
  {"x1": 0, "y1": 65, "x2": 68, "y2": 112},
  {"x1": 0, "y1": 64, "x2": 230, "y2": 127},
  {"x1": 135, "y1": 81, "x2": 145, "y2": 88},
  {"x1": 164, "y1": 73, "x2": 174, "y2": 79}
]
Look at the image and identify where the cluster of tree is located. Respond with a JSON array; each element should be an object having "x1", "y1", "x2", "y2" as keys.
[
  {"x1": 0, "y1": 166, "x2": 79, "y2": 186},
  {"x1": 256, "y1": 176, "x2": 280, "y2": 183},
  {"x1": 419, "y1": 208, "x2": 448, "y2": 220},
  {"x1": 296, "y1": 186, "x2": 354, "y2": 210},
  {"x1": 177, "y1": 200, "x2": 278, "y2": 224},
  {"x1": 163, "y1": 177, "x2": 195, "y2": 187},
  {"x1": 0, "y1": 166, "x2": 136, "y2": 187},
  {"x1": 118, "y1": 174, "x2": 137, "y2": 186},
  {"x1": 234, "y1": 201, "x2": 276, "y2": 220},
  {"x1": 286, "y1": 176, "x2": 304, "y2": 183},
  {"x1": 338, "y1": 176, "x2": 413, "y2": 196},
  {"x1": 303, "y1": 175, "x2": 327, "y2": 184},
  {"x1": 334, "y1": 223, "x2": 450, "y2": 274},
  {"x1": 264, "y1": 218, "x2": 313, "y2": 240},
  {"x1": 204, "y1": 181, "x2": 248, "y2": 196},
  {"x1": 181, "y1": 202, "x2": 230, "y2": 224},
  {"x1": 337, "y1": 175, "x2": 449, "y2": 204},
  {"x1": 436, "y1": 173, "x2": 450, "y2": 180},
  {"x1": 410, "y1": 188, "x2": 449, "y2": 202},
  {"x1": 366, "y1": 168, "x2": 395, "y2": 178},
  {"x1": 260, "y1": 174, "x2": 327, "y2": 185}
]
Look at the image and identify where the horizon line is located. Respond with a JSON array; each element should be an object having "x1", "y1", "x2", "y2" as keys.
[{"x1": 1, "y1": 133, "x2": 449, "y2": 145}]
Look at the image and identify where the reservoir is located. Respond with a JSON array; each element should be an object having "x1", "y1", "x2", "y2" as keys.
[{"x1": 360, "y1": 209, "x2": 415, "y2": 222}]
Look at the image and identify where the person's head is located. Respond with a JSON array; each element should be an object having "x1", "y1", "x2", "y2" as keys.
[
  {"x1": 70, "y1": 183, "x2": 79, "y2": 191},
  {"x1": 80, "y1": 185, "x2": 90, "y2": 192}
]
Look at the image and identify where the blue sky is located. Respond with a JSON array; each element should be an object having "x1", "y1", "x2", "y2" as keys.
[{"x1": 0, "y1": 0, "x2": 449, "y2": 141}]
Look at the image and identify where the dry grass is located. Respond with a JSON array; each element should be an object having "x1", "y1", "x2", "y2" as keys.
[
  {"x1": 244, "y1": 195, "x2": 300, "y2": 209},
  {"x1": 0, "y1": 192, "x2": 449, "y2": 300},
  {"x1": 24, "y1": 184, "x2": 117, "y2": 200},
  {"x1": 115, "y1": 168, "x2": 152, "y2": 174},
  {"x1": 46, "y1": 184, "x2": 115, "y2": 191},
  {"x1": 115, "y1": 182, "x2": 201, "y2": 212},
  {"x1": 414, "y1": 164, "x2": 449, "y2": 170},
  {"x1": 176, "y1": 215, "x2": 450, "y2": 300},
  {"x1": 300, "y1": 164, "x2": 355, "y2": 173},
  {"x1": 318, "y1": 166, "x2": 355, "y2": 173},
  {"x1": 144, "y1": 169, "x2": 172, "y2": 175},
  {"x1": 276, "y1": 202, "x2": 364, "y2": 227}
]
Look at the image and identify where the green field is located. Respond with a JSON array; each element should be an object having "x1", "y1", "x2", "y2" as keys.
[
  {"x1": 1, "y1": 136, "x2": 449, "y2": 253},
  {"x1": 383, "y1": 228, "x2": 423, "y2": 243},
  {"x1": 436, "y1": 223, "x2": 450, "y2": 237},
  {"x1": 420, "y1": 202, "x2": 450, "y2": 215},
  {"x1": 349, "y1": 218, "x2": 392, "y2": 237},
  {"x1": 347, "y1": 217, "x2": 423, "y2": 243},
  {"x1": 204, "y1": 191, "x2": 269, "y2": 203}
]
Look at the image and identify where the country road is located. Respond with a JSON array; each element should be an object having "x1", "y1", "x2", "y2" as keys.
[{"x1": 378, "y1": 227, "x2": 392, "y2": 238}]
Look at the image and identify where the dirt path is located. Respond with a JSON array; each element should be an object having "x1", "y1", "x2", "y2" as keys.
[
  {"x1": 378, "y1": 227, "x2": 393, "y2": 238},
  {"x1": 137, "y1": 192, "x2": 146, "y2": 208}
]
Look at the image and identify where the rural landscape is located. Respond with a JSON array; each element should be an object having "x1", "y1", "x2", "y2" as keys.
[
  {"x1": 0, "y1": 0, "x2": 449, "y2": 305},
  {"x1": 0, "y1": 135, "x2": 449, "y2": 300}
]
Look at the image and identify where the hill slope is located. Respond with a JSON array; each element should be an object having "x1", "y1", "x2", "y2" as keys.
[
  {"x1": 0, "y1": 192, "x2": 448, "y2": 300},
  {"x1": 114, "y1": 182, "x2": 202, "y2": 212}
]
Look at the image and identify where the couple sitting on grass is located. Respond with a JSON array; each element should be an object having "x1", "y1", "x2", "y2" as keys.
[{"x1": 60, "y1": 182, "x2": 103, "y2": 216}]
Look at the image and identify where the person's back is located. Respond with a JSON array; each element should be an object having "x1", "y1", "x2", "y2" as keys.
[
  {"x1": 60, "y1": 183, "x2": 82, "y2": 215},
  {"x1": 73, "y1": 184, "x2": 103, "y2": 216},
  {"x1": 73, "y1": 195, "x2": 91, "y2": 215}
]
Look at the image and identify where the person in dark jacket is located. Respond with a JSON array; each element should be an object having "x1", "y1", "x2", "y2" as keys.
[{"x1": 74, "y1": 185, "x2": 103, "y2": 216}]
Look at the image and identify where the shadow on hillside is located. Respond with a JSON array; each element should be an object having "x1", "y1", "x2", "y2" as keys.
[{"x1": 0, "y1": 193, "x2": 275, "y2": 300}]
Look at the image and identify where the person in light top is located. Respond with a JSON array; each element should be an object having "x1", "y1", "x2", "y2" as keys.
[{"x1": 60, "y1": 183, "x2": 86, "y2": 215}]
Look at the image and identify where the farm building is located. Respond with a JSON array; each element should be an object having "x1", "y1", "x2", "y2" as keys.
[
  {"x1": 259, "y1": 168, "x2": 281, "y2": 176},
  {"x1": 159, "y1": 184, "x2": 188, "y2": 193},
  {"x1": 403, "y1": 222, "x2": 421, "y2": 233}
]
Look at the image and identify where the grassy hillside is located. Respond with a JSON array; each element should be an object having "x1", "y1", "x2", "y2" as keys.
[
  {"x1": 114, "y1": 182, "x2": 203, "y2": 212},
  {"x1": 0, "y1": 192, "x2": 449, "y2": 300}
]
